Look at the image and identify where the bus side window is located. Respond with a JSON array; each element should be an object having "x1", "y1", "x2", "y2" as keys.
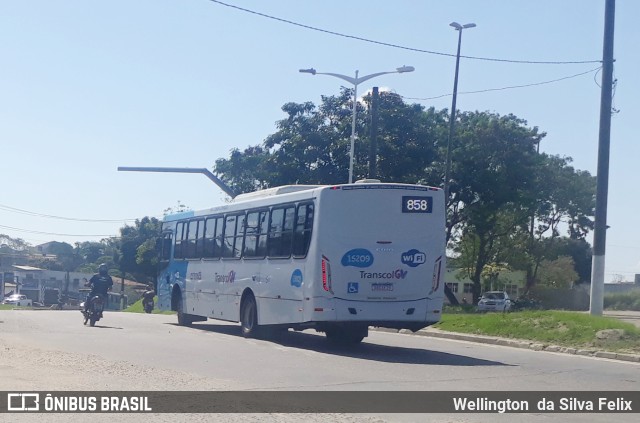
[
  {"x1": 235, "y1": 214, "x2": 246, "y2": 259},
  {"x1": 161, "y1": 232, "x2": 173, "y2": 261},
  {"x1": 203, "y1": 217, "x2": 221, "y2": 259},
  {"x1": 187, "y1": 220, "x2": 199, "y2": 259},
  {"x1": 195, "y1": 218, "x2": 205, "y2": 258},
  {"x1": 268, "y1": 206, "x2": 294, "y2": 258},
  {"x1": 256, "y1": 211, "x2": 268, "y2": 257},
  {"x1": 214, "y1": 219, "x2": 224, "y2": 258},
  {"x1": 222, "y1": 214, "x2": 244, "y2": 259},
  {"x1": 174, "y1": 222, "x2": 185, "y2": 259},
  {"x1": 244, "y1": 210, "x2": 267, "y2": 258},
  {"x1": 293, "y1": 203, "x2": 314, "y2": 258},
  {"x1": 221, "y1": 215, "x2": 235, "y2": 258}
]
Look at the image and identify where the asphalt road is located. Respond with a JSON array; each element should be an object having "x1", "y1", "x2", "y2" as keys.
[
  {"x1": 0, "y1": 310, "x2": 639, "y2": 423},
  {"x1": 603, "y1": 310, "x2": 640, "y2": 328}
]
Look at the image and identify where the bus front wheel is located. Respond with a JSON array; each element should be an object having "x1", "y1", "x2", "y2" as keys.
[
  {"x1": 240, "y1": 295, "x2": 260, "y2": 338},
  {"x1": 176, "y1": 295, "x2": 193, "y2": 327}
]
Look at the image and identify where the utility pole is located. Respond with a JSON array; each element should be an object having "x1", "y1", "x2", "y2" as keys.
[
  {"x1": 590, "y1": 0, "x2": 616, "y2": 315},
  {"x1": 121, "y1": 274, "x2": 125, "y2": 310},
  {"x1": 369, "y1": 87, "x2": 380, "y2": 179}
]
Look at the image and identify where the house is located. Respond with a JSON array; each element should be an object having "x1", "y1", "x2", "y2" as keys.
[
  {"x1": 4, "y1": 266, "x2": 148, "y2": 309},
  {"x1": 444, "y1": 268, "x2": 527, "y2": 303},
  {"x1": 10, "y1": 265, "x2": 94, "y2": 305}
]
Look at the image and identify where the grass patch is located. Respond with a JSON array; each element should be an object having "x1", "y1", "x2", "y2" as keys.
[
  {"x1": 434, "y1": 310, "x2": 640, "y2": 353},
  {"x1": 604, "y1": 290, "x2": 640, "y2": 311},
  {"x1": 0, "y1": 304, "x2": 35, "y2": 310},
  {"x1": 122, "y1": 297, "x2": 174, "y2": 315}
]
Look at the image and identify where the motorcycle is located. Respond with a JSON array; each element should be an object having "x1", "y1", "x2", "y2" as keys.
[
  {"x1": 142, "y1": 296, "x2": 154, "y2": 314},
  {"x1": 80, "y1": 295, "x2": 104, "y2": 327}
]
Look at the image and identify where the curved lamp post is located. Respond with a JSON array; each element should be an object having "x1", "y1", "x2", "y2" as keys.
[
  {"x1": 444, "y1": 22, "x2": 476, "y2": 205},
  {"x1": 300, "y1": 66, "x2": 415, "y2": 183}
]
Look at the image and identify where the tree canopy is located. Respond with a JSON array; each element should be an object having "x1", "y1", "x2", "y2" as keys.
[{"x1": 213, "y1": 89, "x2": 595, "y2": 302}]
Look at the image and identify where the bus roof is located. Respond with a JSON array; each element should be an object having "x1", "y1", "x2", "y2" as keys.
[
  {"x1": 231, "y1": 185, "x2": 322, "y2": 202},
  {"x1": 162, "y1": 181, "x2": 442, "y2": 222}
]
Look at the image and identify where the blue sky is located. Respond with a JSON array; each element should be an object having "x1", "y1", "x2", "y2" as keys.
[{"x1": 1, "y1": 0, "x2": 638, "y2": 283}]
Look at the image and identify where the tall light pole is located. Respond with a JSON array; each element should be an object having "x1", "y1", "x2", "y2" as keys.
[
  {"x1": 300, "y1": 66, "x2": 415, "y2": 183},
  {"x1": 444, "y1": 22, "x2": 476, "y2": 208}
]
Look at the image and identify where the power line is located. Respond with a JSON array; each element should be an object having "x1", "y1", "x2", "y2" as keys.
[
  {"x1": 403, "y1": 66, "x2": 602, "y2": 101},
  {"x1": 0, "y1": 224, "x2": 116, "y2": 238},
  {"x1": 0, "y1": 203, "x2": 137, "y2": 223},
  {"x1": 208, "y1": 0, "x2": 602, "y2": 65}
]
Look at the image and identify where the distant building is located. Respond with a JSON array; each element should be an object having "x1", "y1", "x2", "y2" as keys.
[
  {"x1": 4, "y1": 266, "x2": 147, "y2": 309},
  {"x1": 444, "y1": 268, "x2": 527, "y2": 303},
  {"x1": 34, "y1": 242, "x2": 59, "y2": 255},
  {"x1": 11, "y1": 265, "x2": 94, "y2": 305},
  {"x1": 604, "y1": 275, "x2": 640, "y2": 294}
]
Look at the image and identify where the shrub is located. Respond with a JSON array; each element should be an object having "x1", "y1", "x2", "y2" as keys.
[{"x1": 604, "y1": 290, "x2": 640, "y2": 311}]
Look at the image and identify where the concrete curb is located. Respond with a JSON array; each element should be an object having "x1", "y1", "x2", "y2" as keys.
[{"x1": 374, "y1": 327, "x2": 640, "y2": 363}]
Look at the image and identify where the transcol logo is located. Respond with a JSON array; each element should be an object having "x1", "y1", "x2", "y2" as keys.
[
  {"x1": 359, "y1": 269, "x2": 408, "y2": 280},
  {"x1": 401, "y1": 249, "x2": 426, "y2": 267},
  {"x1": 215, "y1": 271, "x2": 236, "y2": 283}
]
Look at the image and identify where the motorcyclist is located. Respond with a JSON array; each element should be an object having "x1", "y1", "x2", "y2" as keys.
[
  {"x1": 142, "y1": 284, "x2": 155, "y2": 311},
  {"x1": 84, "y1": 264, "x2": 114, "y2": 315}
]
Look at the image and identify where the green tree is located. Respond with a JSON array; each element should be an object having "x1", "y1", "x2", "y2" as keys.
[
  {"x1": 75, "y1": 241, "x2": 108, "y2": 264},
  {"x1": 537, "y1": 256, "x2": 579, "y2": 288},
  {"x1": 116, "y1": 217, "x2": 162, "y2": 283},
  {"x1": 29, "y1": 241, "x2": 85, "y2": 272},
  {"x1": 214, "y1": 89, "x2": 443, "y2": 193},
  {"x1": 537, "y1": 237, "x2": 593, "y2": 284},
  {"x1": 214, "y1": 145, "x2": 274, "y2": 194},
  {"x1": 448, "y1": 112, "x2": 541, "y2": 302},
  {"x1": 212, "y1": 93, "x2": 595, "y2": 303},
  {"x1": 516, "y1": 154, "x2": 595, "y2": 290},
  {"x1": 0, "y1": 234, "x2": 30, "y2": 251}
]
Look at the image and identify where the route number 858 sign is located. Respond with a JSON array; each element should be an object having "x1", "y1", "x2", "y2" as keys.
[{"x1": 402, "y1": 196, "x2": 433, "y2": 213}]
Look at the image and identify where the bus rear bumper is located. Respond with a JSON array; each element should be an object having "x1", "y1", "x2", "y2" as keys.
[{"x1": 307, "y1": 297, "x2": 442, "y2": 331}]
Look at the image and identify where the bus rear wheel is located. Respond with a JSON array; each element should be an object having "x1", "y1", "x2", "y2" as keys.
[{"x1": 240, "y1": 295, "x2": 260, "y2": 338}]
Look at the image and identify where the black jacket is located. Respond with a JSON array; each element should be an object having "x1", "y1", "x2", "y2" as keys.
[{"x1": 88, "y1": 274, "x2": 114, "y2": 297}]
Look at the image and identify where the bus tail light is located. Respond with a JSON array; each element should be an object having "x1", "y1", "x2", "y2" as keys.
[
  {"x1": 321, "y1": 255, "x2": 333, "y2": 293},
  {"x1": 432, "y1": 256, "x2": 442, "y2": 292}
]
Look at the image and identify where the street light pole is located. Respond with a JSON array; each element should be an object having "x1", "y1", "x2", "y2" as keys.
[
  {"x1": 300, "y1": 66, "x2": 415, "y2": 183},
  {"x1": 350, "y1": 70, "x2": 359, "y2": 184},
  {"x1": 444, "y1": 22, "x2": 476, "y2": 209}
]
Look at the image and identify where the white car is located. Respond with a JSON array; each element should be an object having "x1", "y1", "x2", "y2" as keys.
[
  {"x1": 2, "y1": 294, "x2": 33, "y2": 307},
  {"x1": 477, "y1": 291, "x2": 511, "y2": 312}
]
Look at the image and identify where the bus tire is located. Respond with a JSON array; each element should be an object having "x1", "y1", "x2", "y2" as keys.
[
  {"x1": 176, "y1": 295, "x2": 193, "y2": 327},
  {"x1": 240, "y1": 294, "x2": 260, "y2": 338}
]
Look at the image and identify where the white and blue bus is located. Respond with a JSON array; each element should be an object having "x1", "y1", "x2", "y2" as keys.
[{"x1": 157, "y1": 180, "x2": 446, "y2": 343}]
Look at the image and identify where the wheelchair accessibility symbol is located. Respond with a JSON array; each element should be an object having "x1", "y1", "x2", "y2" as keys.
[{"x1": 347, "y1": 282, "x2": 359, "y2": 294}]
